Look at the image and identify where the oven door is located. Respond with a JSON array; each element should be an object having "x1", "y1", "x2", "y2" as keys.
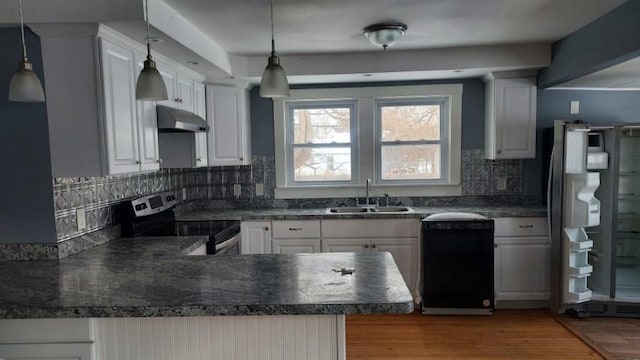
[{"x1": 214, "y1": 233, "x2": 240, "y2": 256}]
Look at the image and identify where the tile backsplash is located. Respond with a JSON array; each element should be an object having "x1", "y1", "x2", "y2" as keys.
[{"x1": 53, "y1": 149, "x2": 532, "y2": 243}]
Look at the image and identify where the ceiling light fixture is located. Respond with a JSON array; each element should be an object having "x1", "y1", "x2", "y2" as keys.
[
  {"x1": 8, "y1": 0, "x2": 45, "y2": 103},
  {"x1": 259, "y1": 0, "x2": 289, "y2": 98},
  {"x1": 135, "y1": 0, "x2": 168, "y2": 101},
  {"x1": 362, "y1": 23, "x2": 408, "y2": 50}
]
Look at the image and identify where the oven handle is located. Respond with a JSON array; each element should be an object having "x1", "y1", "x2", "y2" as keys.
[{"x1": 215, "y1": 233, "x2": 241, "y2": 254}]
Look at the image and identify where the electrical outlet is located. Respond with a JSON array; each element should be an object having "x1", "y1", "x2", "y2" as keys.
[
  {"x1": 255, "y1": 183, "x2": 264, "y2": 196},
  {"x1": 234, "y1": 184, "x2": 242, "y2": 196},
  {"x1": 570, "y1": 100, "x2": 580, "y2": 115},
  {"x1": 497, "y1": 178, "x2": 507, "y2": 191},
  {"x1": 182, "y1": 188, "x2": 187, "y2": 200},
  {"x1": 76, "y1": 208, "x2": 87, "y2": 231}
]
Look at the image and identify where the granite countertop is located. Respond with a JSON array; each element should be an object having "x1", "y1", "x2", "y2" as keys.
[
  {"x1": 0, "y1": 236, "x2": 413, "y2": 319},
  {"x1": 176, "y1": 205, "x2": 547, "y2": 221}
]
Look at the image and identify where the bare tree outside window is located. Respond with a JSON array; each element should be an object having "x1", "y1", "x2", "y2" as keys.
[
  {"x1": 379, "y1": 104, "x2": 443, "y2": 180},
  {"x1": 291, "y1": 107, "x2": 352, "y2": 182}
]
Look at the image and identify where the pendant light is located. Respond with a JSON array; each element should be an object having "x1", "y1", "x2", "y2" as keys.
[
  {"x1": 8, "y1": 0, "x2": 45, "y2": 103},
  {"x1": 259, "y1": 0, "x2": 289, "y2": 98},
  {"x1": 135, "y1": 0, "x2": 168, "y2": 101}
]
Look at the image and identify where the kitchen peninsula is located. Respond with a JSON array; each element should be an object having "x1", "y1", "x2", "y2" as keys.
[{"x1": 0, "y1": 235, "x2": 412, "y2": 360}]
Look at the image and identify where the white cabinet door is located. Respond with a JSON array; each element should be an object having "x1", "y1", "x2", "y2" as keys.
[
  {"x1": 193, "y1": 82, "x2": 208, "y2": 167},
  {"x1": 273, "y1": 239, "x2": 321, "y2": 254},
  {"x1": 100, "y1": 39, "x2": 140, "y2": 175},
  {"x1": 495, "y1": 241, "x2": 551, "y2": 302},
  {"x1": 374, "y1": 238, "x2": 418, "y2": 289},
  {"x1": 206, "y1": 85, "x2": 251, "y2": 166},
  {"x1": 134, "y1": 53, "x2": 160, "y2": 172},
  {"x1": 321, "y1": 238, "x2": 370, "y2": 253},
  {"x1": 241, "y1": 222, "x2": 272, "y2": 254},
  {"x1": 176, "y1": 72, "x2": 195, "y2": 112},
  {"x1": 156, "y1": 60, "x2": 177, "y2": 109},
  {"x1": 485, "y1": 77, "x2": 537, "y2": 159},
  {"x1": 0, "y1": 343, "x2": 94, "y2": 360}
]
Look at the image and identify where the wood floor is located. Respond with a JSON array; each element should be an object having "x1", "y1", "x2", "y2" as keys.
[
  {"x1": 557, "y1": 315, "x2": 640, "y2": 360},
  {"x1": 346, "y1": 310, "x2": 603, "y2": 360}
]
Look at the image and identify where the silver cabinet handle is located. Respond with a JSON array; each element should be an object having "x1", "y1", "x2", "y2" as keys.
[
  {"x1": 497, "y1": 150, "x2": 502, "y2": 154},
  {"x1": 289, "y1": 227, "x2": 302, "y2": 231},
  {"x1": 174, "y1": 98, "x2": 180, "y2": 103},
  {"x1": 364, "y1": 244, "x2": 369, "y2": 249},
  {"x1": 264, "y1": 227, "x2": 269, "y2": 231},
  {"x1": 372, "y1": 244, "x2": 377, "y2": 249},
  {"x1": 196, "y1": 158, "x2": 201, "y2": 162},
  {"x1": 519, "y1": 225, "x2": 534, "y2": 228},
  {"x1": 157, "y1": 158, "x2": 162, "y2": 164},
  {"x1": 135, "y1": 161, "x2": 140, "y2": 164},
  {"x1": 239, "y1": 157, "x2": 244, "y2": 161}
]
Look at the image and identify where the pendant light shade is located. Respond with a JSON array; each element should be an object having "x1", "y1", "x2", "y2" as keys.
[
  {"x1": 136, "y1": 0, "x2": 168, "y2": 101},
  {"x1": 136, "y1": 57, "x2": 168, "y2": 101},
  {"x1": 9, "y1": 58, "x2": 45, "y2": 102},
  {"x1": 260, "y1": 52, "x2": 289, "y2": 98},
  {"x1": 9, "y1": 0, "x2": 45, "y2": 103},
  {"x1": 260, "y1": 0, "x2": 289, "y2": 98}
]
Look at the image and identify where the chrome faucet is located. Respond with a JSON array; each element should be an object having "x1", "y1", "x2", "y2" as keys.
[{"x1": 365, "y1": 178, "x2": 372, "y2": 206}]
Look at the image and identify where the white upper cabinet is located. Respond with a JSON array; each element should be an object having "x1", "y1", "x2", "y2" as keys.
[
  {"x1": 34, "y1": 24, "x2": 206, "y2": 177},
  {"x1": 485, "y1": 74, "x2": 537, "y2": 159},
  {"x1": 156, "y1": 60, "x2": 177, "y2": 109},
  {"x1": 206, "y1": 85, "x2": 251, "y2": 166},
  {"x1": 176, "y1": 72, "x2": 195, "y2": 112},
  {"x1": 193, "y1": 82, "x2": 208, "y2": 167},
  {"x1": 100, "y1": 39, "x2": 141, "y2": 175}
]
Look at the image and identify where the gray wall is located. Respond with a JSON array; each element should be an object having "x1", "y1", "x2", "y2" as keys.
[
  {"x1": 250, "y1": 78, "x2": 486, "y2": 155},
  {"x1": 523, "y1": 89, "x2": 640, "y2": 196},
  {"x1": 0, "y1": 28, "x2": 57, "y2": 244},
  {"x1": 538, "y1": 0, "x2": 640, "y2": 88}
]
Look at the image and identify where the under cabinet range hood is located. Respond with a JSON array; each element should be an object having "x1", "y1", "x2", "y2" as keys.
[{"x1": 156, "y1": 105, "x2": 209, "y2": 132}]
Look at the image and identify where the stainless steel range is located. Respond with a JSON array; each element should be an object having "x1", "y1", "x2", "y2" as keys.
[{"x1": 120, "y1": 192, "x2": 240, "y2": 255}]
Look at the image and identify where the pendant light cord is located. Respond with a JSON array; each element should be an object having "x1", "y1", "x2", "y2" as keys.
[
  {"x1": 18, "y1": 0, "x2": 27, "y2": 59},
  {"x1": 145, "y1": 0, "x2": 151, "y2": 58},
  {"x1": 270, "y1": 0, "x2": 275, "y2": 55}
]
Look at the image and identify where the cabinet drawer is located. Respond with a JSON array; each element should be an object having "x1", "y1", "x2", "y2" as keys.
[
  {"x1": 321, "y1": 219, "x2": 419, "y2": 238},
  {"x1": 494, "y1": 217, "x2": 548, "y2": 237},
  {"x1": 272, "y1": 220, "x2": 321, "y2": 238}
]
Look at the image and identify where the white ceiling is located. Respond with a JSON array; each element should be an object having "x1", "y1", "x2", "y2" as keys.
[{"x1": 163, "y1": 0, "x2": 627, "y2": 55}]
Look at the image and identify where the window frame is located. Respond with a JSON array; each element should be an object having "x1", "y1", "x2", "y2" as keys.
[
  {"x1": 375, "y1": 97, "x2": 450, "y2": 185},
  {"x1": 273, "y1": 84, "x2": 463, "y2": 199},
  {"x1": 285, "y1": 100, "x2": 359, "y2": 186}
]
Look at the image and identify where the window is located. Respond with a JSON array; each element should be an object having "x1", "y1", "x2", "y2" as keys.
[
  {"x1": 376, "y1": 99, "x2": 448, "y2": 184},
  {"x1": 286, "y1": 102, "x2": 357, "y2": 185},
  {"x1": 273, "y1": 85, "x2": 463, "y2": 198}
]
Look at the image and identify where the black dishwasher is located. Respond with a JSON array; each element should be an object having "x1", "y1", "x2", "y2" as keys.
[{"x1": 422, "y1": 214, "x2": 495, "y2": 315}]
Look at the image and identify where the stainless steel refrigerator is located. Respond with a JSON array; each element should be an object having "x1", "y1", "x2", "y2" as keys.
[{"x1": 549, "y1": 120, "x2": 640, "y2": 317}]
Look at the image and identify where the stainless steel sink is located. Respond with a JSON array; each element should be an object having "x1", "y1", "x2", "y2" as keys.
[
  {"x1": 326, "y1": 207, "x2": 370, "y2": 214},
  {"x1": 325, "y1": 206, "x2": 414, "y2": 214},
  {"x1": 371, "y1": 206, "x2": 414, "y2": 213}
]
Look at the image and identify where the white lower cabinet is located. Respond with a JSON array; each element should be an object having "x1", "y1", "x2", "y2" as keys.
[
  {"x1": 273, "y1": 239, "x2": 321, "y2": 254},
  {"x1": 240, "y1": 221, "x2": 272, "y2": 254},
  {"x1": 321, "y1": 237, "x2": 418, "y2": 292},
  {"x1": 0, "y1": 343, "x2": 94, "y2": 360},
  {"x1": 494, "y1": 218, "x2": 550, "y2": 307}
]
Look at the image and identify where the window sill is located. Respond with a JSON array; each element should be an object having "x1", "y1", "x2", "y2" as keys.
[{"x1": 274, "y1": 184, "x2": 462, "y2": 199}]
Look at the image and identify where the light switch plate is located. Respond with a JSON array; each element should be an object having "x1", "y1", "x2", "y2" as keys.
[
  {"x1": 570, "y1": 100, "x2": 580, "y2": 115},
  {"x1": 234, "y1": 184, "x2": 242, "y2": 196},
  {"x1": 497, "y1": 178, "x2": 507, "y2": 191},
  {"x1": 255, "y1": 183, "x2": 264, "y2": 196},
  {"x1": 76, "y1": 208, "x2": 87, "y2": 231}
]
